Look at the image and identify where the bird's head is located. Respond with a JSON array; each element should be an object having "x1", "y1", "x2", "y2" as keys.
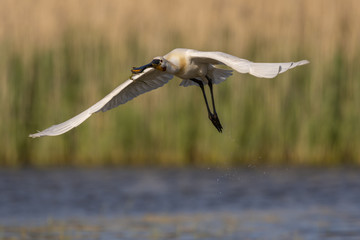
[{"x1": 131, "y1": 57, "x2": 167, "y2": 74}]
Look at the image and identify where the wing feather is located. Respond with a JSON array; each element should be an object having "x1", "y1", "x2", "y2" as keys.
[
  {"x1": 188, "y1": 49, "x2": 309, "y2": 78},
  {"x1": 99, "y1": 69, "x2": 173, "y2": 112},
  {"x1": 29, "y1": 69, "x2": 173, "y2": 138}
]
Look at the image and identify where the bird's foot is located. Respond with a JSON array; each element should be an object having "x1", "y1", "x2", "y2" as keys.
[{"x1": 208, "y1": 113, "x2": 223, "y2": 133}]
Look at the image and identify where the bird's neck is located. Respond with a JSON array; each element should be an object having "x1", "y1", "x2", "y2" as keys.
[{"x1": 165, "y1": 61, "x2": 181, "y2": 75}]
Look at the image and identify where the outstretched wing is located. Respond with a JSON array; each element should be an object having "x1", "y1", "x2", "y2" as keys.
[
  {"x1": 99, "y1": 69, "x2": 173, "y2": 112},
  {"x1": 29, "y1": 69, "x2": 173, "y2": 138},
  {"x1": 187, "y1": 49, "x2": 309, "y2": 78}
]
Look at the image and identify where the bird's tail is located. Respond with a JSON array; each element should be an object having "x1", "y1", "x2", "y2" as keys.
[
  {"x1": 179, "y1": 67, "x2": 233, "y2": 87},
  {"x1": 210, "y1": 67, "x2": 233, "y2": 85}
]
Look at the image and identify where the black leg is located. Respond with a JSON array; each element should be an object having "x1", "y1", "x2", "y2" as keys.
[
  {"x1": 206, "y1": 76, "x2": 217, "y2": 114},
  {"x1": 190, "y1": 78, "x2": 223, "y2": 133},
  {"x1": 190, "y1": 78, "x2": 212, "y2": 115},
  {"x1": 206, "y1": 76, "x2": 223, "y2": 132}
]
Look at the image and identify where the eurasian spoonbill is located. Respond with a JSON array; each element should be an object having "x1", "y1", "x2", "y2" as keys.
[{"x1": 29, "y1": 48, "x2": 309, "y2": 137}]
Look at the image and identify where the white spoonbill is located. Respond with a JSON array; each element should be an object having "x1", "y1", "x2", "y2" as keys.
[{"x1": 29, "y1": 48, "x2": 309, "y2": 137}]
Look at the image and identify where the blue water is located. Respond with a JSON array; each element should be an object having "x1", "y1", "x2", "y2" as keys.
[{"x1": 0, "y1": 168, "x2": 360, "y2": 239}]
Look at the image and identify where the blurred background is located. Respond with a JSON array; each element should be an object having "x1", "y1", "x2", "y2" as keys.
[
  {"x1": 2, "y1": 1, "x2": 360, "y2": 239},
  {"x1": 1, "y1": 0, "x2": 360, "y2": 167}
]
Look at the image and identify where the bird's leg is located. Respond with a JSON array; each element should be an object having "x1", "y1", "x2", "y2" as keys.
[
  {"x1": 190, "y1": 78, "x2": 222, "y2": 133},
  {"x1": 206, "y1": 76, "x2": 218, "y2": 115},
  {"x1": 190, "y1": 78, "x2": 212, "y2": 115},
  {"x1": 206, "y1": 76, "x2": 223, "y2": 132}
]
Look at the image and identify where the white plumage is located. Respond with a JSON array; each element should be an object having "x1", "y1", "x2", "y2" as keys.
[{"x1": 29, "y1": 48, "x2": 309, "y2": 137}]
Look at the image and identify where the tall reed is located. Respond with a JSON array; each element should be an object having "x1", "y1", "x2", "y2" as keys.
[{"x1": 1, "y1": 0, "x2": 360, "y2": 166}]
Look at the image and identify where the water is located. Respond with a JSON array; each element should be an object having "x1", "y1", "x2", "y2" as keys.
[{"x1": 0, "y1": 168, "x2": 360, "y2": 239}]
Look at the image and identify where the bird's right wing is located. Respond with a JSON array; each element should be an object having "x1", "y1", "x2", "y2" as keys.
[
  {"x1": 29, "y1": 69, "x2": 173, "y2": 138},
  {"x1": 99, "y1": 69, "x2": 173, "y2": 112},
  {"x1": 188, "y1": 50, "x2": 309, "y2": 78}
]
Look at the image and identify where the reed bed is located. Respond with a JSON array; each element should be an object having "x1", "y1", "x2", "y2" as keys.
[{"x1": 1, "y1": 0, "x2": 360, "y2": 166}]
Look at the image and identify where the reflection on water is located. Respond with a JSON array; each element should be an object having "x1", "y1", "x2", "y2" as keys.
[{"x1": 0, "y1": 168, "x2": 360, "y2": 239}]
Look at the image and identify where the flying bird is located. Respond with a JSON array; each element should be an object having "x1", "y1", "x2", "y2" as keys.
[{"x1": 29, "y1": 48, "x2": 309, "y2": 137}]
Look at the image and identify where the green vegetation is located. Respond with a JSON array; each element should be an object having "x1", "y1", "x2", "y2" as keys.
[{"x1": 1, "y1": 0, "x2": 360, "y2": 166}]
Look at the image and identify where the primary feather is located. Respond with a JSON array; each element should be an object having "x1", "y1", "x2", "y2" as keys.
[{"x1": 29, "y1": 69, "x2": 172, "y2": 138}]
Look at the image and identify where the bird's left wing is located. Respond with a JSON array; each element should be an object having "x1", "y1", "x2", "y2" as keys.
[
  {"x1": 29, "y1": 69, "x2": 173, "y2": 138},
  {"x1": 188, "y1": 49, "x2": 309, "y2": 78}
]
